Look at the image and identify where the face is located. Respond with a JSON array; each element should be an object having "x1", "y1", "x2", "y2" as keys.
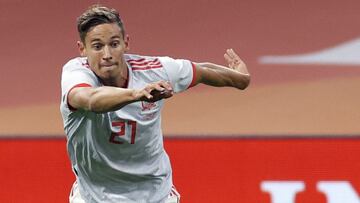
[{"x1": 78, "y1": 23, "x2": 129, "y2": 81}]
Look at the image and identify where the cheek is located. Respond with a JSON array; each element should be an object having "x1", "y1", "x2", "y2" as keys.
[
  {"x1": 87, "y1": 53, "x2": 100, "y2": 64},
  {"x1": 114, "y1": 48, "x2": 126, "y2": 58},
  {"x1": 87, "y1": 57, "x2": 99, "y2": 70}
]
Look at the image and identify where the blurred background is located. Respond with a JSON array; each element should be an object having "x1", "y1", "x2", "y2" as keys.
[{"x1": 1, "y1": 0, "x2": 360, "y2": 202}]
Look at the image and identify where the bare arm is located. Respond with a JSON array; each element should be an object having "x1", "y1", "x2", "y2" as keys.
[
  {"x1": 68, "y1": 81, "x2": 173, "y2": 113},
  {"x1": 193, "y1": 49, "x2": 250, "y2": 90}
]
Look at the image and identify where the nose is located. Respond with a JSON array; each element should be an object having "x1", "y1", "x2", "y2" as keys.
[{"x1": 102, "y1": 46, "x2": 112, "y2": 60}]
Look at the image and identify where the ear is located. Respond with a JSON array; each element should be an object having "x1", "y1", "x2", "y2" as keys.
[
  {"x1": 124, "y1": 34, "x2": 130, "y2": 52},
  {"x1": 77, "y1": 41, "x2": 86, "y2": 57}
]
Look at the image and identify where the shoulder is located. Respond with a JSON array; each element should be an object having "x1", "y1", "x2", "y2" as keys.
[
  {"x1": 62, "y1": 57, "x2": 92, "y2": 73},
  {"x1": 61, "y1": 57, "x2": 99, "y2": 86},
  {"x1": 125, "y1": 54, "x2": 164, "y2": 71},
  {"x1": 125, "y1": 54, "x2": 189, "y2": 70}
]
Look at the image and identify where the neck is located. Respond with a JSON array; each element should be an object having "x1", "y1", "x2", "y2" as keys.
[{"x1": 102, "y1": 62, "x2": 128, "y2": 88}]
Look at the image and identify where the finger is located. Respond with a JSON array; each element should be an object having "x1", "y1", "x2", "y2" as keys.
[
  {"x1": 225, "y1": 48, "x2": 239, "y2": 62},
  {"x1": 229, "y1": 49, "x2": 245, "y2": 64},
  {"x1": 227, "y1": 48, "x2": 239, "y2": 59},
  {"x1": 143, "y1": 90, "x2": 153, "y2": 99},
  {"x1": 225, "y1": 49, "x2": 234, "y2": 59},
  {"x1": 224, "y1": 52, "x2": 233, "y2": 63},
  {"x1": 151, "y1": 83, "x2": 165, "y2": 92},
  {"x1": 160, "y1": 81, "x2": 173, "y2": 91},
  {"x1": 162, "y1": 91, "x2": 173, "y2": 99},
  {"x1": 155, "y1": 81, "x2": 173, "y2": 93},
  {"x1": 228, "y1": 49, "x2": 243, "y2": 65}
]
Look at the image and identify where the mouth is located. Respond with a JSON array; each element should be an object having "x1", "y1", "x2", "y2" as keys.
[{"x1": 100, "y1": 63, "x2": 117, "y2": 67}]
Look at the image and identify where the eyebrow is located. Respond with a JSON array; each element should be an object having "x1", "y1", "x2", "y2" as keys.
[
  {"x1": 90, "y1": 36, "x2": 121, "y2": 43},
  {"x1": 90, "y1": 39, "x2": 101, "y2": 43}
]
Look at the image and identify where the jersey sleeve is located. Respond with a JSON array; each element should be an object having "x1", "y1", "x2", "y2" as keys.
[
  {"x1": 60, "y1": 58, "x2": 99, "y2": 111},
  {"x1": 159, "y1": 57, "x2": 196, "y2": 93}
]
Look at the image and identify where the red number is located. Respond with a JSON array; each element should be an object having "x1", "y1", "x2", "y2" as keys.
[
  {"x1": 109, "y1": 121, "x2": 125, "y2": 144},
  {"x1": 128, "y1": 121, "x2": 137, "y2": 144},
  {"x1": 110, "y1": 121, "x2": 137, "y2": 144}
]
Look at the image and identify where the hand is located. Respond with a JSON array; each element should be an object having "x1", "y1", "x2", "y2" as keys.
[
  {"x1": 224, "y1": 49, "x2": 247, "y2": 73},
  {"x1": 136, "y1": 81, "x2": 173, "y2": 102}
]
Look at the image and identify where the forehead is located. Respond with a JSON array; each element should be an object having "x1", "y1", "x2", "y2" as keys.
[{"x1": 85, "y1": 23, "x2": 123, "y2": 42}]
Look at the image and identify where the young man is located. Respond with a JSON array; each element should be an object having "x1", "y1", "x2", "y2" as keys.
[{"x1": 60, "y1": 5, "x2": 250, "y2": 203}]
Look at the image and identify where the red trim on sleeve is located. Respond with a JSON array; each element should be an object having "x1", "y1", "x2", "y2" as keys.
[
  {"x1": 188, "y1": 62, "x2": 197, "y2": 89},
  {"x1": 67, "y1": 83, "x2": 92, "y2": 111}
]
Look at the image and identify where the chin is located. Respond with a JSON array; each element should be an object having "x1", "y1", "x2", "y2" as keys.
[{"x1": 106, "y1": 69, "x2": 121, "y2": 79}]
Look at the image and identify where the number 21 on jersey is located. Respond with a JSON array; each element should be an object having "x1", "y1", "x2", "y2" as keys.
[{"x1": 110, "y1": 121, "x2": 137, "y2": 144}]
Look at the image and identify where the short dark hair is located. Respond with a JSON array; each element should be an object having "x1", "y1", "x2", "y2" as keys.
[{"x1": 77, "y1": 5, "x2": 125, "y2": 42}]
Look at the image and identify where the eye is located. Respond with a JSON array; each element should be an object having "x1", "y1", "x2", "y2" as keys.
[
  {"x1": 111, "y1": 41, "x2": 120, "y2": 48},
  {"x1": 92, "y1": 43, "x2": 103, "y2": 51}
]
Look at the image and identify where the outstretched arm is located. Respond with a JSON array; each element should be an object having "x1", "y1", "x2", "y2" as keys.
[
  {"x1": 67, "y1": 81, "x2": 173, "y2": 113},
  {"x1": 193, "y1": 49, "x2": 250, "y2": 90}
]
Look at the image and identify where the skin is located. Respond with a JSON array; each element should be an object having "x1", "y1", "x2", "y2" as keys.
[
  {"x1": 68, "y1": 22, "x2": 250, "y2": 113},
  {"x1": 194, "y1": 48, "x2": 250, "y2": 90},
  {"x1": 80, "y1": 23, "x2": 129, "y2": 86}
]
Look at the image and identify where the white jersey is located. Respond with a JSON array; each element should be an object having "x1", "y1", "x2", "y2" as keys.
[{"x1": 60, "y1": 54, "x2": 195, "y2": 203}]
